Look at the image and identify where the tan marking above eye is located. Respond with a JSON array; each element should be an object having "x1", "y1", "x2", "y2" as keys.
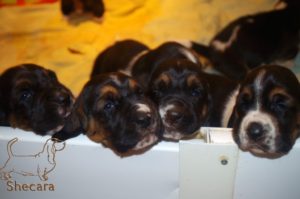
[
  {"x1": 269, "y1": 87, "x2": 294, "y2": 106},
  {"x1": 155, "y1": 73, "x2": 171, "y2": 85},
  {"x1": 269, "y1": 87, "x2": 292, "y2": 99},
  {"x1": 100, "y1": 85, "x2": 118, "y2": 95},
  {"x1": 187, "y1": 74, "x2": 200, "y2": 87},
  {"x1": 14, "y1": 79, "x2": 32, "y2": 87},
  {"x1": 240, "y1": 87, "x2": 253, "y2": 99},
  {"x1": 95, "y1": 86, "x2": 118, "y2": 110},
  {"x1": 129, "y1": 79, "x2": 138, "y2": 90}
]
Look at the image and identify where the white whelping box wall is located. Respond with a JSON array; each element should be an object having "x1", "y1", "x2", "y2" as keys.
[{"x1": 0, "y1": 127, "x2": 299, "y2": 199}]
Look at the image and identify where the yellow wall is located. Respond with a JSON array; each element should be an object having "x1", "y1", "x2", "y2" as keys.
[{"x1": 0, "y1": 0, "x2": 276, "y2": 95}]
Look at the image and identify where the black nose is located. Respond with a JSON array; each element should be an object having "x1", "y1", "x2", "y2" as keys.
[
  {"x1": 136, "y1": 115, "x2": 152, "y2": 128},
  {"x1": 247, "y1": 122, "x2": 264, "y2": 141},
  {"x1": 55, "y1": 92, "x2": 72, "y2": 106},
  {"x1": 167, "y1": 110, "x2": 183, "y2": 123}
]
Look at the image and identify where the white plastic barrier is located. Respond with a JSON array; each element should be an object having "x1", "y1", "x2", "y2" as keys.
[{"x1": 0, "y1": 127, "x2": 299, "y2": 199}]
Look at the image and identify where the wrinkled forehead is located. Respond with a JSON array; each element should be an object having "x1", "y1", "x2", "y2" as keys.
[
  {"x1": 10, "y1": 67, "x2": 56, "y2": 88},
  {"x1": 92, "y1": 74, "x2": 141, "y2": 97},
  {"x1": 152, "y1": 66, "x2": 203, "y2": 87},
  {"x1": 241, "y1": 67, "x2": 300, "y2": 100}
]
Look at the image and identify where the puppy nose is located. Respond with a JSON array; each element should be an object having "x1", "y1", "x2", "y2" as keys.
[
  {"x1": 136, "y1": 115, "x2": 152, "y2": 128},
  {"x1": 247, "y1": 122, "x2": 264, "y2": 141},
  {"x1": 167, "y1": 110, "x2": 183, "y2": 123}
]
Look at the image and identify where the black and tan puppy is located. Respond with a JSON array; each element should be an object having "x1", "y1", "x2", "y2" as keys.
[
  {"x1": 147, "y1": 59, "x2": 238, "y2": 140},
  {"x1": 61, "y1": 0, "x2": 105, "y2": 18},
  {"x1": 231, "y1": 65, "x2": 300, "y2": 158},
  {"x1": 53, "y1": 72, "x2": 162, "y2": 155},
  {"x1": 0, "y1": 64, "x2": 74, "y2": 136},
  {"x1": 90, "y1": 40, "x2": 236, "y2": 141},
  {"x1": 192, "y1": 0, "x2": 300, "y2": 80}
]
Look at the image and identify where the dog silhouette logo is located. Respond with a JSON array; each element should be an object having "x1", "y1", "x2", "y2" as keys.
[{"x1": 0, "y1": 138, "x2": 66, "y2": 181}]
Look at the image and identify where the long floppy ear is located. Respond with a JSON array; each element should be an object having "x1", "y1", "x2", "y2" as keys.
[
  {"x1": 52, "y1": 92, "x2": 88, "y2": 141},
  {"x1": 0, "y1": 76, "x2": 9, "y2": 126}
]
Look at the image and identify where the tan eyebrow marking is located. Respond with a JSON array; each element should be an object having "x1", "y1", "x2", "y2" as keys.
[
  {"x1": 95, "y1": 85, "x2": 119, "y2": 110},
  {"x1": 187, "y1": 74, "x2": 200, "y2": 87},
  {"x1": 268, "y1": 87, "x2": 294, "y2": 106},
  {"x1": 100, "y1": 85, "x2": 118, "y2": 95},
  {"x1": 155, "y1": 73, "x2": 171, "y2": 85},
  {"x1": 129, "y1": 79, "x2": 138, "y2": 90}
]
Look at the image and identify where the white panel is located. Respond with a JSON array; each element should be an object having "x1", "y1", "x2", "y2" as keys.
[
  {"x1": 179, "y1": 128, "x2": 239, "y2": 199},
  {"x1": 0, "y1": 127, "x2": 179, "y2": 199},
  {"x1": 234, "y1": 148, "x2": 300, "y2": 199}
]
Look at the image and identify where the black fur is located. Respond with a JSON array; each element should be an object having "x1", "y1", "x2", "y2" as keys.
[{"x1": 0, "y1": 64, "x2": 74, "y2": 136}]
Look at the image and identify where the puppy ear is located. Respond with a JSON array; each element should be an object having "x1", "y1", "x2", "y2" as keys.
[
  {"x1": 61, "y1": 0, "x2": 75, "y2": 16},
  {"x1": 52, "y1": 93, "x2": 88, "y2": 141},
  {"x1": 0, "y1": 77, "x2": 8, "y2": 126}
]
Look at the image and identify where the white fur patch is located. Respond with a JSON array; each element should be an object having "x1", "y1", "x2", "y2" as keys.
[
  {"x1": 136, "y1": 103, "x2": 151, "y2": 113},
  {"x1": 238, "y1": 110, "x2": 277, "y2": 152},
  {"x1": 45, "y1": 125, "x2": 64, "y2": 136},
  {"x1": 163, "y1": 131, "x2": 184, "y2": 140},
  {"x1": 253, "y1": 69, "x2": 266, "y2": 108},
  {"x1": 159, "y1": 104, "x2": 175, "y2": 120},
  {"x1": 221, "y1": 86, "x2": 240, "y2": 127},
  {"x1": 134, "y1": 134, "x2": 158, "y2": 150},
  {"x1": 179, "y1": 47, "x2": 198, "y2": 64},
  {"x1": 110, "y1": 74, "x2": 122, "y2": 85},
  {"x1": 211, "y1": 25, "x2": 240, "y2": 52},
  {"x1": 123, "y1": 50, "x2": 149, "y2": 75}
]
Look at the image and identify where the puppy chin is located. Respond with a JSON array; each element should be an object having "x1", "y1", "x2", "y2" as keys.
[
  {"x1": 238, "y1": 142, "x2": 287, "y2": 159},
  {"x1": 133, "y1": 134, "x2": 159, "y2": 151},
  {"x1": 162, "y1": 130, "x2": 197, "y2": 141},
  {"x1": 45, "y1": 125, "x2": 65, "y2": 136}
]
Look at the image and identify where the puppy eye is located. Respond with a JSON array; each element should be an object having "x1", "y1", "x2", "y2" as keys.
[
  {"x1": 271, "y1": 94, "x2": 288, "y2": 112},
  {"x1": 238, "y1": 94, "x2": 252, "y2": 111},
  {"x1": 136, "y1": 87, "x2": 144, "y2": 95},
  {"x1": 152, "y1": 89, "x2": 162, "y2": 99},
  {"x1": 104, "y1": 101, "x2": 116, "y2": 111},
  {"x1": 19, "y1": 90, "x2": 33, "y2": 102},
  {"x1": 191, "y1": 88, "x2": 202, "y2": 97}
]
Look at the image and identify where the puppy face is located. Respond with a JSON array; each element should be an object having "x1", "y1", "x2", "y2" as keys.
[
  {"x1": 232, "y1": 65, "x2": 300, "y2": 157},
  {"x1": 0, "y1": 64, "x2": 74, "y2": 136},
  {"x1": 76, "y1": 72, "x2": 162, "y2": 154},
  {"x1": 148, "y1": 59, "x2": 210, "y2": 140}
]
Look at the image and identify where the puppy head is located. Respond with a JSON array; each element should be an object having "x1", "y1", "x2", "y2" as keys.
[
  {"x1": 232, "y1": 65, "x2": 300, "y2": 158},
  {"x1": 61, "y1": 0, "x2": 105, "y2": 18},
  {"x1": 76, "y1": 72, "x2": 162, "y2": 154},
  {"x1": 0, "y1": 64, "x2": 74, "y2": 136},
  {"x1": 148, "y1": 59, "x2": 210, "y2": 141}
]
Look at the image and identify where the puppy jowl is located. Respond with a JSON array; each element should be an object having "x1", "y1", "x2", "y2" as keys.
[{"x1": 0, "y1": 138, "x2": 66, "y2": 192}]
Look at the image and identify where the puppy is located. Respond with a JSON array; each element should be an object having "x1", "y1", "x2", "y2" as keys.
[
  {"x1": 0, "y1": 64, "x2": 74, "y2": 136},
  {"x1": 193, "y1": 0, "x2": 300, "y2": 80},
  {"x1": 53, "y1": 72, "x2": 163, "y2": 155},
  {"x1": 231, "y1": 65, "x2": 300, "y2": 158},
  {"x1": 146, "y1": 59, "x2": 238, "y2": 140},
  {"x1": 61, "y1": 0, "x2": 105, "y2": 18}
]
